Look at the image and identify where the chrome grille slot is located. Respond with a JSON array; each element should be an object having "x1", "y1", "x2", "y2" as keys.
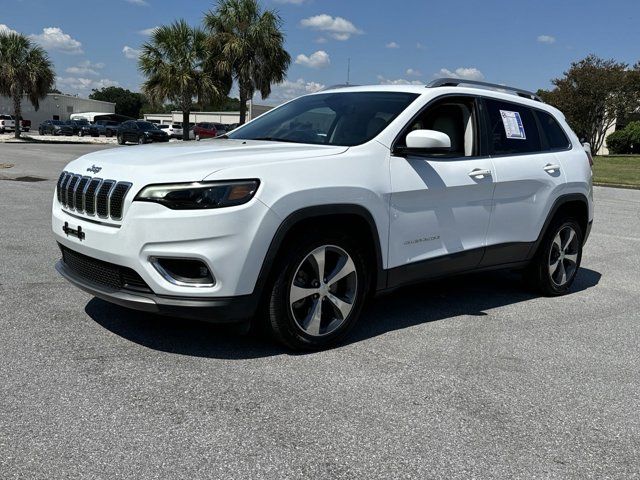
[
  {"x1": 56, "y1": 171, "x2": 67, "y2": 203},
  {"x1": 66, "y1": 175, "x2": 81, "y2": 210},
  {"x1": 96, "y1": 180, "x2": 116, "y2": 218},
  {"x1": 74, "y1": 176, "x2": 90, "y2": 213},
  {"x1": 56, "y1": 172, "x2": 133, "y2": 221},
  {"x1": 109, "y1": 183, "x2": 132, "y2": 220},
  {"x1": 84, "y1": 178, "x2": 101, "y2": 216}
]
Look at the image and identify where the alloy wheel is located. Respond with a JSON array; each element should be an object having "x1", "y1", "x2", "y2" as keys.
[
  {"x1": 289, "y1": 245, "x2": 358, "y2": 337},
  {"x1": 548, "y1": 225, "x2": 579, "y2": 286}
]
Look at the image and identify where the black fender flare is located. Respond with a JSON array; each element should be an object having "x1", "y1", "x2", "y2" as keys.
[
  {"x1": 252, "y1": 204, "x2": 386, "y2": 299},
  {"x1": 527, "y1": 192, "x2": 591, "y2": 260}
]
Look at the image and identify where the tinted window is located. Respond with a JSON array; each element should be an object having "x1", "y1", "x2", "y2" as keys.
[
  {"x1": 136, "y1": 121, "x2": 157, "y2": 130},
  {"x1": 536, "y1": 110, "x2": 570, "y2": 150},
  {"x1": 229, "y1": 91, "x2": 419, "y2": 146},
  {"x1": 484, "y1": 98, "x2": 541, "y2": 155}
]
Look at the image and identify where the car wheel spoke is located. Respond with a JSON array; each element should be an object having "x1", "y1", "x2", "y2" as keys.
[
  {"x1": 310, "y1": 246, "x2": 326, "y2": 281},
  {"x1": 290, "y1": 284, "x2": 317, "y2": 304},
  {"x1": 302, "y1": 298, "x2": 323, "y2": 335},
  {"x1": 326, "y1": 292, "x2": 353, "y2": 320},
  {"x1": 326, "y1": 256, "x2": 356, "y2": 286},
  {"x1": 564, "y1": 253, "x2": 578, "y2": 265}
]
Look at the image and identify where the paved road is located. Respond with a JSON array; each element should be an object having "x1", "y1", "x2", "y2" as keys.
[{"x1": 1, "y1": 144, "x2": 638, "y2": 479}]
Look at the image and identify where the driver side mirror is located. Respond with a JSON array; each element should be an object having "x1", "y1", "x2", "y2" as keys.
[{"x1": 395, "y1": 129, "x2": 451, "y2": 155}]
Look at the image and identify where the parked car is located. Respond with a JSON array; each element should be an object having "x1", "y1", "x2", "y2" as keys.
[
  {"x1": 65, "y1": 119, "x2": 91, "y2": 136},
  {"x1": 92, "y1": 120, "x2": 120, "y2": 137},
  {"x1": 53, "y1": 79, "x2": 594, "y2": 350},
  {"x1": 116, "y1": 120, "x2": 170, "y2": 144},
  {"x1": 225, "y1": 123, "x2": 239, "y2": 133},
  {"x1": 0, "y1": 114, "x2": 14, "y2": 133},
  {"x1": 39, "y1": 120, "x2": 73, "y2": 136},
  {"x1": 20, "y1": 118, "x2": 31, "y2": 132},
  {"x1": 193, "y1": 122, "x2": 223, "y2": 140}
]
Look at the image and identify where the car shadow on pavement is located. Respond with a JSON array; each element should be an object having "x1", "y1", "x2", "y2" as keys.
[{"x1": 86, "y1": 267, "x2": 601, "y2": 359}]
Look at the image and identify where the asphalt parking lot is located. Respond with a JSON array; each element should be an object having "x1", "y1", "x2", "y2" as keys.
[{"x1": 1, "y1": 143, "x2": 639, "y2": 479}]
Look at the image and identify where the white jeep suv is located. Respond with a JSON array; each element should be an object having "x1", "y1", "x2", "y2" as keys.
[{"x1": 52, "y1": 79, "x2": 593, "y2": 350}]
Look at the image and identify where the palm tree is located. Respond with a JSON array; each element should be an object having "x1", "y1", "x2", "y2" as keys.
[
  {"x1": 139, "y1": 20, "x2": 230, "y2": 140},
  {"x1": 0, "y1": 32, "x2": 55, "y2": 139},
  {"x1": 204, "y1": 0, "x2": 291, "y2": 124}
]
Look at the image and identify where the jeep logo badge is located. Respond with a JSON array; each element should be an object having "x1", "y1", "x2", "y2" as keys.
[{"x1": 87, "y1": 165, "x2": 102, "y2": 174}]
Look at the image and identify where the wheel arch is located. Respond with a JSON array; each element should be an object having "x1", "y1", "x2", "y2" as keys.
[
  {"x1": 528, "y1": 193, "x2": 590, "y2": 259},
  {"x1": 253, "y1": 204, "x2": 386, "y2": 302}
]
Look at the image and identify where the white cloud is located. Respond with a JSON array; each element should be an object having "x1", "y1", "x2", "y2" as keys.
[
  {"x1": 29, "y1": 27, "x2": 83, "y2": 54},
  {"x1": 436, "y1": 67, "x2": 485, "y2": 81},
  {"x1": 537, "y1": 34, "x2": 556, "y2": 44},
  {"x1": 406, "y1": 68, "x2": 422, "y2": 77},
  {"x1": 0, "y1": 24, "x2": 18, "y2": 35},
  {"x1": 416, "y1": 42, "x2": 426, "y2": 50},
  {"x1": 267, "y1": 78, "x2": 325, "y2": 102},
  {"x1": 315, "y1": 37, "x2": 327, "y2": 44},
  {"x1": 138, "y1": 26, "x2": 158, "y2": 35},
  {"x1": 125, "y1": 0, "x2": 149, "y2": 5},
  {"x1": 295, "y1": 50, "x2": 330, "y2": 69},
  {"x1": 56, "y1": 76, "x2": 120, "y2": 94},
  {"x1": 385, "y1": 42, "x2": 399, "y2": 49},
  {"x1": 122, "y1": 45, "x2": 141, "y2": 59},
  {"x1": 65, "y1": 60, "x2": 105, "y2": 76},
  {"x1": 377, "y1": 75, "x2": 422, "y2": 86},
  {"x1": 300, "y1": 14, "x2": 363, "y2": 41}
]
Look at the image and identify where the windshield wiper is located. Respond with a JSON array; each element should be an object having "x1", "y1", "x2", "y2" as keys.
[{"x1": 251, "y1": 136, "x2": 299, "y2": 143}]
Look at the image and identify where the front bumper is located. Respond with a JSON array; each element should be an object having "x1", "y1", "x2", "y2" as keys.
[{"x1": 56, "y1": 258, "x2": 258, "y2": 322}]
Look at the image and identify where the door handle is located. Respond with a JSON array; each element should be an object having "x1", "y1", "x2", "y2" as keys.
[
  {"x1": 543, "y1": 163, "x2": 561, "y2": 173},
  {"x1": 468, "y1": 168, "x2": 492, "y2": 179}
]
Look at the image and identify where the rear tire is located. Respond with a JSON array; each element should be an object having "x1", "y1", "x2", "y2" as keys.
[
  {"x1": 117, "y1": 134, "x2": 125, "y2": 145},
  {"x1": 266, "y1": 231, "x2": 369, "y2": 350},
  {"x1": 525, "y1": 217, "x2": 583, "y2": 296},
  {"x1": 138, "y1": 135, "x2": 145, "y2": 145}
]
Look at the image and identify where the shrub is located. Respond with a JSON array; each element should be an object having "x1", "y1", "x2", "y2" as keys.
[
  {"x1": 606, "y1": 121, "x2": 640, "y2": 154},
  {"x1": 606, "y1": 130, "x2": 630, "y2": 154}
]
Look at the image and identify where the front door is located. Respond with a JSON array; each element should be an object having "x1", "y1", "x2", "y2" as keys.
[{"x1": 388, "y1": 96, "x2": 495, "y2": 282}]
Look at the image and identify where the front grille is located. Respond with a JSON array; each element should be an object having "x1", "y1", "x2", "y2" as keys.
[
  {"x1": 60, "y1": 245, "x2": 152, "y2": 293},
  {"x1": 56, "y1": 171, "x2": 132, "y2": 221}
]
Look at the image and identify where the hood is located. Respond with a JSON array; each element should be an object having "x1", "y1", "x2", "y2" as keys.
[{"x1": 63, "y1": 139, "x2": 348, "y2": 184}]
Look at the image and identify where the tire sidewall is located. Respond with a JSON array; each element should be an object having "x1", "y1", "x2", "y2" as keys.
[
  {"x1": 268, "y1": 233, "x2": 370, "y2": 350},
  {"x1": 537, "y1": 218, "x2": 583, "y2": 295}
]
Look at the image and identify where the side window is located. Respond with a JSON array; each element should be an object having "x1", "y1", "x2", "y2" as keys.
[
  {"x1": 397, "y1": 96, "x2": 478, "y2": 157},
  {"x1": 536, "y1": 110, "x2": 571, "y2": 150},
  {"x1": 484, "y1": 98, "x2": 541, "y2": 155}
]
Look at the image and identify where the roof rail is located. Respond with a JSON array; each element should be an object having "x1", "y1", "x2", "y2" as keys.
[
  {"x1": 427, "y1": 78, "x2": 543, "y2": 102},
  {"x1": 320, "y1": 84, "x2": 360, "y2": 91}
]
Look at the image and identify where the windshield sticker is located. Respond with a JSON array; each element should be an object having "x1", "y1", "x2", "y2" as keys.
[{"x1": 500, "y1": 110, "x2": 526, "y2": 140}]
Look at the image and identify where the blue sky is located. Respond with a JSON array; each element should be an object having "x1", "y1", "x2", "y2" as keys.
[{"x1": 2, "y1": 0, "x2": 640, "y2": 105}]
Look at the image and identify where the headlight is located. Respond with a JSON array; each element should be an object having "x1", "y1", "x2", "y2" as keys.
[{"x1": 134, "y1": 180, "x2": 259, "y2": 210}]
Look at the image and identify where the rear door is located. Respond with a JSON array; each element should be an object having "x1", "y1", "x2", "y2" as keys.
[
  {"x1": 480, "y1": 97, "x2": 567, "y2": 265},
  {"x1": 388, "y1": 95, "x2": 495, "y2": 281}
]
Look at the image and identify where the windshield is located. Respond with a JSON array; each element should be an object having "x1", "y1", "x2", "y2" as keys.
[
  {"x1": 52, "y1": 120, "x2": 64, "y2": 125},
  {"x1": 228, "y1": 91, "x2": 419, "y2": 146},
  {"x1": 136, "y1": 121, "x2": 158, "y2": 130}
]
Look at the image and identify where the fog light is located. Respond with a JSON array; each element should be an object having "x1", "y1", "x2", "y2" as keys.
[{"x1": 150, "y1": 257, "x2": 215, "y2": 287}]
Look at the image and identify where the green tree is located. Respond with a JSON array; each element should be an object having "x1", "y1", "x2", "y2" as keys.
[
  {"x1": 139, "y1": 20, "x2": 230, "y2": 140},
  {"x1": 538, "y1": 55, "x2": 640, "y2": 154},
  {"x1": 0, "y1": 32, "x2": 55, "y2": 138},
  {"x1": 606, "y1": 121, "x2": 640, "y2": 154},
  {"x1": 204, "y1": 0, "x2": 291, "y2": 124},
  {"x1": 89, "y1": 86, "x2": 146, "y2": 119}
]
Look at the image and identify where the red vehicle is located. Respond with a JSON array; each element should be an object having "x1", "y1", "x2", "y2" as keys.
[
  {"x1": 193, "y1": 122, "x2": 226, "y2": 140},
  {"x1": 21, "y1": 118, "x2": 31, "y2": 132}
]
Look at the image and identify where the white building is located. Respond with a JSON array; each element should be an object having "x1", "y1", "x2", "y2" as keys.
[
  {"x1": 143, "y1": 102, "x2": 274, "y2": 126},
  {"x1": 0, "y1": 93, "x2": 115, "y2": 126}
]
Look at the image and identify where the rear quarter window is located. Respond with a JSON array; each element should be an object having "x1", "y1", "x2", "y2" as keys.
[{"x1": 536, "y1": 110, "x2": 571, "y2": 150}]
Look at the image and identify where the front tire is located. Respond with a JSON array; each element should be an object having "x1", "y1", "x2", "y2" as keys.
[
  {"x1": 138, "y1": 135, "x2": 146, "y2": 145},
  {"x1": 117, "y1": 134, "x2": 125, "y2": 145},
  {"x1": 526, "y1": 218, "x2": 583, "y2": 296},
  {"x1": 266, "y1": 232, "x2": 369, "y2": 350}
]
